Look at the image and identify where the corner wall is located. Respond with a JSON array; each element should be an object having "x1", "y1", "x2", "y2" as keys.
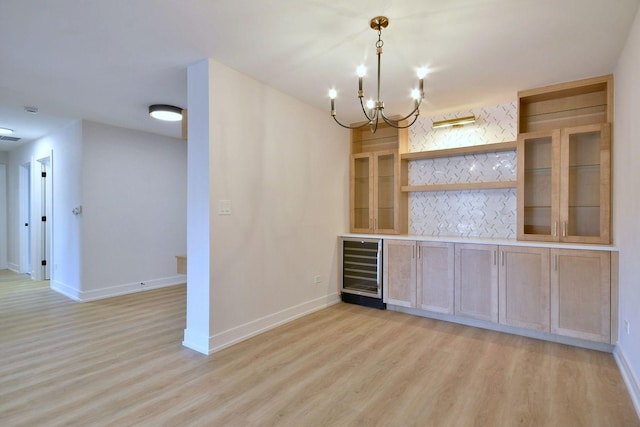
[
  {"x1": 184, "y1": 59, "x2": 349, "y2": 354},
  {"x1": 613, "y1": 4, "x2": 640, "y2": 417}
]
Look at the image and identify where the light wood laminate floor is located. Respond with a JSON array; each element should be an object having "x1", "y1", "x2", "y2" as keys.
[{"x1": 1, "y1": 270, "x2": 638, "y2": 426}]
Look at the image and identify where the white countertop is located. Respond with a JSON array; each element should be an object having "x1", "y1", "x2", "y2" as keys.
[{"x1": 339, "y1": 233, "x2": 619, "y2": 252}]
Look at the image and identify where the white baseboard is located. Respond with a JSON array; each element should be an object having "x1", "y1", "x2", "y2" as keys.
[
  {"x1": 182, "y1": 329, "x2": 212, "y2": 355},
  {"x1": 8, "y1": 262, "x2": 20, "y2": 273},
  {"x1": 51, "y1": 275, "x2": 187, "y2": 302},
  {"x1": 51, "y1": 279, "x2": 83, "y2": 301},
  {"x1": 614, "y1": 346, "x2": 640, "y2": 419},
  {"x1": 182, "y1": 292, "x2": 341, "y2": 355}
]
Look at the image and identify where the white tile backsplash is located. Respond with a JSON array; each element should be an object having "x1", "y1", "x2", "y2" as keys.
[
  {"x1": 410, "y1": 102, "x2": 518, "y2": 151},
  {"x1": 409, "y1": 152, "x2": 517, "y2": 185},
  {"x1": 408, "y1": 102, "x2": 518, "y2": 239}
]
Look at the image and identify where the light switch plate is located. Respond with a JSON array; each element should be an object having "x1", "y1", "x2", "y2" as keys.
[{"x1": 218, "y1": 200, "x2": 232, "y2": 215}]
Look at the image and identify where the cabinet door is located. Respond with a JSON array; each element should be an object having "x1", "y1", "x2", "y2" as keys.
[
  {"x1": 373, "y1": 150, "x2": 398, "y2": 234},
  {"x1": 560, "y1": 123, "x2": 611, "y2": 244},
  {"x1": 383, "y1": 240, "x2": 416, "y2": 307},
  {"x1": 417, "y1": 242, "x2": 454, "y2": 314},
  {"x1": 550, "y1": 249, "x2": 611, "y2": 343},
  {"x1": 517, "y1": 130, "x2": 561, "y2": 241},
  {"x1": 454, "y1": 244, "x2": 498, "y2": 322},
  {"x1": 499, "y1": 246, "x2": 550, "y2": 332},
  {"x1": 350, "y1": 153, "x2": 373, "y2": 232}
]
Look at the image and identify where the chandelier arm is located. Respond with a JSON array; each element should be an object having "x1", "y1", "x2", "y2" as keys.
[
  {"x1": 368, "y1": 116, "x2": 380, "y2": 133},
  {"x1": 380, "y1": 98, "x2": 423, "y2": 123},
  {"x1": 380, "y1": 113, "x2": 420, "y2": 129},
  {"x1": 359, "y1": 98, "x2": 375, "y2": 122},
  {"x1": 332, "y1": 115, "x2": 372, "y2": 130}
]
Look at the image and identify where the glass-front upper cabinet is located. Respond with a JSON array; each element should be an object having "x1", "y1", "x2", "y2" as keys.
[
  {"x1": 350, "y1": 150, "x2": 400, "y2": 234},
  {"x1": 349, "y1": 119, "x2": 407, "y2": 235},
  {"x1": 561, "y1": 123, "x2": 611, "y2": 244},
  {"x1": 375, "y1": 152, "x2": 396, "y2": 232},
  {"x1": 517, "y1": 124, "x2": 610, "y2": 244},
  {"x1": 518, "y1": 130, "x2": 560, "y2": 241},
  {"x1": 351, "y1": 153, "x2": 372, "y2": 232}
]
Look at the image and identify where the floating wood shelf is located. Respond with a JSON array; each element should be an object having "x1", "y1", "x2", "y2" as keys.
[
  {"x1": 400, "y1": 141, "x2": 516, "y2": 161},
  {"x1": 402, "y1": 180, "x2": 518, "y2": 192}
]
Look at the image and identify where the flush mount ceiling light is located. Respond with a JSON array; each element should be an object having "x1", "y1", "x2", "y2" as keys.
[
  {"x1": 0, "y1": 127, "x2": 15, "y2": 135},
  {"x1": 328, "y1": 16, "x2": 426, "y2": 133},
  {"x1": 431, "y1": 115, "x2": 476, "y2": 129},
  {"x1": 148, "y1": 104, "x2": 183, "y2": 122}
]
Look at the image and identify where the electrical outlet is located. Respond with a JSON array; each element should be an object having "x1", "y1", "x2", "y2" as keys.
[
  {"x1": 625, "y1": 320, "x2": 630, "y2": 335},
  {"x1": 313, "y1": 275, "x2": 322, "y2": 285}
]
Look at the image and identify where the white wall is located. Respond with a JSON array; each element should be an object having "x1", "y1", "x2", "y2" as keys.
[
  {"x1": 614, "y1": 5, "x2": 640, "y2": 415},
  {"x1": 77, "y1": 121, "x2": 187, "y2": 300},
  {"x1": 7, "y1": 121, "x2": 83, "y2": 283},
  {"x1": 7, "y1": 120, "x2": 187, "y2": 301},
  {"x1": 184, "y1": 59, "x2": 349, "y2": 354},
  {"x1": 0, "y1": 152, "x2": 7, "y2": 269}
]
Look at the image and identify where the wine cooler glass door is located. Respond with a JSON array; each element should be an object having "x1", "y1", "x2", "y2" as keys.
[{"x1": 341, "y1": 238, "x2": 382, "y2": 298}]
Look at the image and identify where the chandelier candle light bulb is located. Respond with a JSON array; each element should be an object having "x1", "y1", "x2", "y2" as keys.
[
  {"x1": 328, "y1": 16, "x2": 425, "y2": 133},
  {"x1": 357, "y1": 65, "x2": 367, "y2": 96}
]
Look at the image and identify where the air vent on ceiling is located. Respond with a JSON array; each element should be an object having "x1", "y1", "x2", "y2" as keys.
[{"x1": 0, "y1": 136, "x2": 21, "y2": 142}]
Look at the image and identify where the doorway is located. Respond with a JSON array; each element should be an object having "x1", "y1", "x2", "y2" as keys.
[
  {"x1": 34, "y1": 155, "x2": 52, "y2": 281},
  {"x1": 19, "y1": 162, "x2": 31, "y2": 275},
  {"x1": 19, "y1": 154, "x2": 53, "y2": 281}
]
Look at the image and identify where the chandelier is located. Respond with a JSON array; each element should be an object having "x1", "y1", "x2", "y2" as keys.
[{"x1": 329, "y1": 16, "x2": 426, "y2": 133}]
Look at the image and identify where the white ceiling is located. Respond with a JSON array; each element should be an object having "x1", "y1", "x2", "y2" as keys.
[{"x1": 1, "y1": 0, "x2": 638, "y2": 151}]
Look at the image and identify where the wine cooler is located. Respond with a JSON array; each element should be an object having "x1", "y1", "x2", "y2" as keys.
[{"x1": 340, "y1": 237, "x2": 385, "y2": 309}]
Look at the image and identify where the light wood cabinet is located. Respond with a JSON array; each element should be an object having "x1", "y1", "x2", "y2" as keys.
[
  {"x1": 551, "y1": 249, "x2": 611, "y2": 343},
  {"x1": 382, "y1": 240, "x2": 416, "y2": 307},
  {"x1": 351, "y1": 150, "x2": 402, "y2": 234},
  {"x1": 350, "y1": 121, "x2": 407, "y2": 234},
  {"x1": 455, "y1": 244, "x2": 550, "y2": 330},
  {"x1": 383, "y1": 240, "x2": 454, "y2": 313},
  {"x1": 517, "y1": 123, "x2": 610, "y2": 244},
  {"x1": 379, "y1": 238, "x2": 614, "y2": 346},
  {"x1": 417, "y1": 242, "x2": 454, "y2": 314},
  {"x1": 517, "y1": 75, "x2": 612, "y2": 244},
  {"x1": 454, "y1": 243, "x2": 498, "y2": 323},
  {"x1": 498, "y1": 246, "x2": 550, "y2": 332}
]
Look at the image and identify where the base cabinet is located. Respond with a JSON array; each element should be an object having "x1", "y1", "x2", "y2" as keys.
[
  {"x1": 551, "y1": 249, "x2": 611, "y2": 343},
  {"x1": 382, "y1": 240, "x2": 416, "y2": 307},
  {"x1": 383, "y1": 240, "x2": 454, "y2": 313},
  {"x1": 381, "y1": 238, "x2": 614, "y2": 346},
  {"x1": 417, "y1": 242, "x2": 455, "y2": 314},
  {"x1": 455, "y1": 244, "x2": 499, "y2": 322},
  {"x1": 499, "y1": 246, "x2": 550, "y2": 332}
]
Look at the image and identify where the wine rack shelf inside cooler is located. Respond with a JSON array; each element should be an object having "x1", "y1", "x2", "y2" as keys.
[{"x1": 341, "y1": 238, "x2": 382, "y2": 298}]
